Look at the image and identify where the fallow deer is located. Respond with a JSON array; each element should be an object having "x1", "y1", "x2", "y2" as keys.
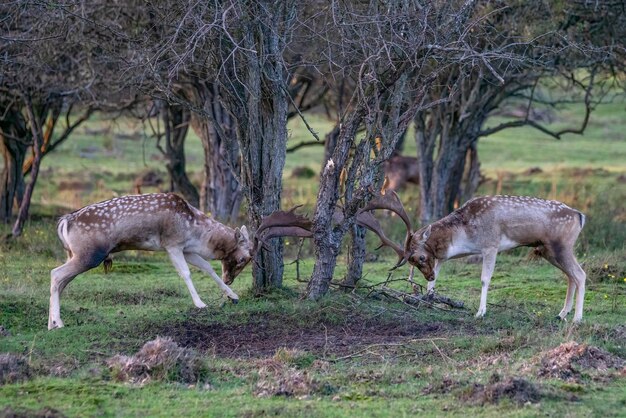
[
  {"x1": 49, "y1": 193, "x2": 253, "y2": 329},
  {"x1": 358, "y1": 192, "x2": 587, "y2": 322}
]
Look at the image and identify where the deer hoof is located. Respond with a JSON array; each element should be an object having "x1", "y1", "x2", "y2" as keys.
[{"x1": 229, "y1": 297, "x2": 239, "y2": 305}]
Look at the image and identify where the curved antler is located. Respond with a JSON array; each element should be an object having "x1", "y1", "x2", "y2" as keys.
[
  {"x1": 358, "y1": 190, "x2": 413, "y2": 269},
  {"x1": 254, "y1": 206, "x2": 313, "y2": 253},
  {"x1": 355, "y1": 211, "x2": 404, "y2": 261}
]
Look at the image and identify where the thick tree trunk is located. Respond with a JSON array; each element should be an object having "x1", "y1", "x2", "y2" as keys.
[
  {"x1": 415, "y1": 116, "x2": 437, "y2": 225},
  {"x1": 190, "y1": 89, "x2": 242, "y2": 223},
  {"x1": 460, "y1": 143, "x2": 481, "y2": 204},
  {"x1": 11, "y1": 95, "x2": 43, "y2": 237},
  {"x1": 236, "y1": 16, "x2": 291, "y2": 293},
  {"x1": 0, "y1": 109, "x2": 29, "y2": 223},
  {"x1": 307, "y1": 111, "x2": 364, "y2": 300},
  {"x1": 416, "y1": 109, "x2": 486, "y2": 224},
  {"x1": 0, "y1": 136, "x2": 27, "y2": 223},
  {"x1": 159, "y1": 100, "x2": 199, "y2": 208}
]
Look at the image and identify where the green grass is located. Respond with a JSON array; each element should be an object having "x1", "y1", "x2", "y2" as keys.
[{"x1": 0, "y1": 102, "x2": 625, "y2": 416}]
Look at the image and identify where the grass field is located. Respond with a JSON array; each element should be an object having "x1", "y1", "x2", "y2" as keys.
[{"x1": 0, "y1": 103, "x2": 625, "y2": 417}]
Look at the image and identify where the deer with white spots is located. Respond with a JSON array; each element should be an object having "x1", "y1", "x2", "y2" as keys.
[
  {"x1": 359, "y1": 193, "x2": 587, "y2": 322},
  {"x1": 49, "y1": 193, "x2": 253, "y2": 330}
]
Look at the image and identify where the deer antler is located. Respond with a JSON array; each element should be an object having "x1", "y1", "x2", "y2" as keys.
[
  {"x1": 355, "y1": 211, "x2": 404, "y2": 261},
  {"x1": 357, "y1": 190, "x2": 413, "y2": 269},
  {"x1": 254, "y1": 206, "x2": 313, "y2": 253}
]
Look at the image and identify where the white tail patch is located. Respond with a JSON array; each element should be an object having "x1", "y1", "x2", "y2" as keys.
[{"x1": 56, "y1": 218, "x2": 70, "y2": 250}]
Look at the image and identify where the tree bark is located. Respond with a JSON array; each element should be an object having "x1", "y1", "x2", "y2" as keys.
[
  {"x1": 343, "y1": 223, "x2": 366, "y2": 288},
  {"x1": 307, "y1": 110, "x2": 364, "y2": 300},
  {"x1": 11, "y1": 95, "x2": 44, "y2": 237},
  {"x1": 0, "y1": 108, "x2": 29, "y2": 223},
  {"x1": 235, "y1": 8, "x2": 292, "y2": 293},
  {"x1": 158, "y1": 100, "x2": 199, "y2": 208},
  {"x1": 0, "y1": 135, "x2": 27, "y2": 223},
  {"x1": 190, "y1": 84, "x2": 242, "y2": 224}
]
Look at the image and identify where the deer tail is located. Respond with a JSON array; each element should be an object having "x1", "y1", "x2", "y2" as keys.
[
  {"x1": 578, "y1": 211, "x2": 586, "y2": 229},
  {"x1": 56, "y1": 217, "x2": 71, "y2": 251}
]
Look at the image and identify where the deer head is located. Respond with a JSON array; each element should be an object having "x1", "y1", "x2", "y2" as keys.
[{"x1": 221, "y1": 226, "x2": 254, "y2": 285}]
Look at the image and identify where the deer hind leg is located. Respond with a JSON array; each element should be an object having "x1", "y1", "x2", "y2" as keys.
[
  {"x1": 166, "y1": 248, "x2": 207, "y2": 309},
  {"x1": 558, "y1": 251, "x2": 586, "y2": 323},
  {"x1": 539, "y1": 242, "x2": 586, "y2": 322},
  {"x1": 476, "y1": 248, "x2": 498, "y2": 318},
  {"x1": 49, "y1": 252, "x2": 106, "y2": 330}
]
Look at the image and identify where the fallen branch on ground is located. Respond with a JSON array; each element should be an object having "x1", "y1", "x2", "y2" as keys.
[{"x1": 373, "y1": 285, "x2": 466, "y2": 310}]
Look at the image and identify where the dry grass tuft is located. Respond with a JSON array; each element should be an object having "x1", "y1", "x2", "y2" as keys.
[
  {"x1": 0, "y1": 354, "x2": 31, "y2": 385},
  {"x1": 107, "y1": 337, "x2": 208, "y2": 384},
  {"x1": 254, "y1": 361, "x2": 316, "y2": 398},
  {"x1": 534, "y1": 341, "x2": 625, "y2": 382}
]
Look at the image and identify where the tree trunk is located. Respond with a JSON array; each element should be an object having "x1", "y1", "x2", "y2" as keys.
[
  {"x1": 0, "y1": 136, "x2": 27, "y2": 223},
  {"x1": 159, "y1": 100, "x2": 199, "y2": 207},
  {"x1": 190, "y1": 86, "x2": 242, "y2": 223},
  {"x1": 236, "y1": 14, "x2": 292, "y2": 293},
  {"x1": 11, "y1": 95, "x2": 43, "y2": 237},
  {"x1": 0, "y1": 109, "x2": 29, "y2": 223},
  {"x1": 307, "y1": 111, "x2": 364, "y2": 300},
  {"x1": 343, "y1": 223, "x2": 366, "y2": 288},
  {"x1": 415, "y1": 115, "x2": 436, "y2": 225},
  {"x1": 322, "y1": 124, "x2": 341, "y2": 167}
]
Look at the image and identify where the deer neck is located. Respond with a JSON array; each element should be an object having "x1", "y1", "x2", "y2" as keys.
[{"x1": 428, "y1": 219, "x2": 475, "y2": 261}]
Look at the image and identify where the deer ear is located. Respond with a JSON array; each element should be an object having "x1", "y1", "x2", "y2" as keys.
[
  {"x1": 421, "y1": 225, "x2": 432, "y2": 242},
  {"x1": 234, "y1": 227, "x2": 242, "y2": 243},
  {"x1": 240, "y1": 225, "x2": 250, "y2": 241}
]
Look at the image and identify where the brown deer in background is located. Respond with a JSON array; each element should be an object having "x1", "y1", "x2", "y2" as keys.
[
  {"x1": 382, "y1": 154, "x2": 419, "y2": 192},
  {"x1": 358, "y1": 192, "x2": 587, "y2": 322}
]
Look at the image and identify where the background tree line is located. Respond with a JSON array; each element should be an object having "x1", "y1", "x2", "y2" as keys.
[{"x1": 1, "y1": 0, "x2": 624, "y2": 299}]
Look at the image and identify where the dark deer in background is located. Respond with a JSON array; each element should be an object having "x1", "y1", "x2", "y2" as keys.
[
  {"x1": 50, "y1": 193, "x2": 252, "y2": 329},
  {"x1": 358, "y1": 192, "x2": 587, "y2": 322}
]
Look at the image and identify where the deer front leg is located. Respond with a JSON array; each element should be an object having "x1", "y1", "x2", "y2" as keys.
[
  {"x1": 476, "y1": 248, "x2": 498, "y2": 318},
  {"x1": 166, "y1": 248, "x2": 207, "y2": 308},
  {"x1": 184, "y1": 253, "x2": 239, "y2": 303},
  {"x1": 426, "y1": 260, "x2": 442, "y2": 294}
]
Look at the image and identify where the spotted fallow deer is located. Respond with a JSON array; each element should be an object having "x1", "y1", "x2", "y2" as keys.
[
  {"x1": 49, "y1": 193, "x2": 254, "y2": 330},
  {"x1": 358, "y1": 192, "x2": 587, "y2": 322}
]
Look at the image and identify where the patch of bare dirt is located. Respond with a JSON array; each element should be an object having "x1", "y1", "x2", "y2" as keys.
[
  {"x1": 107, "y1": 337, "x2": 207, "y2": 384},
  {"x1": 423, "y1": 375, "x2": 546, "y2": 406},
  {"x1": 147, "y1": 312, "x2": 463, "y2": 358},
  {"x1": 0, "y1": 354, "x2": 31, "y2": 385},
  {"x1": 460, "y1": 376, "x2": 543, "y2": 405},
  {"x1": 0, "y1": 406, "x2": 66, "y2": 418},
  {"x1": 535, "y1": 341, "x2": 625, "y2": 382}
]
